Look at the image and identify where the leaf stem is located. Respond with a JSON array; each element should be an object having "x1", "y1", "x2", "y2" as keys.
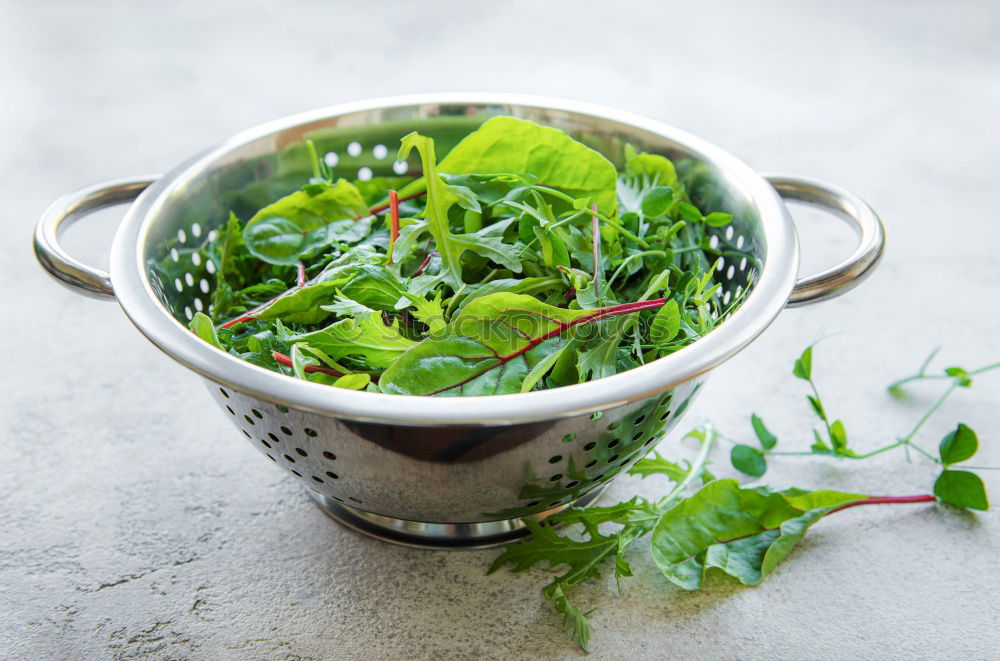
[
  {"x1": 387, "y1": 190, "x2": 400, "y2": 264},
  {"x1": 591, "y1": 205, "x2": 601, "y2": 297},
  {"x1": 655, "y1": 426, "x2": 716, "y2": 509},
  {"x1": 827, "y1": 494, "x2": 936, "y2": 515},
  {"x1": 901, "y1": 382, "x2": 958, "y2": 443},
  {"x1": 369, "y1": 191, "x2": 426, "y2": 215}
]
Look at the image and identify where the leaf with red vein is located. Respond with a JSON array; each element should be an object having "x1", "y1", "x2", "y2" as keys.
[{"x1": 380, "y1": 293, "x2": 665, "y2": 396}]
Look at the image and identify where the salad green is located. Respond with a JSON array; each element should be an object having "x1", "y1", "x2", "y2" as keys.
[{"x1": 189, "y1": 116, "x2": 747, "y2": 395}]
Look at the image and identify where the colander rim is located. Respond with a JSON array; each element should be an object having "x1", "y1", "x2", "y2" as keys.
[{"x1": 109, "y1": 93, "x2": 798, "y2": 425}]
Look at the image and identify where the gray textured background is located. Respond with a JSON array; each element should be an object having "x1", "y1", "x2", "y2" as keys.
[{"x1": 3, "y1": 1, "x2": 999, "y2": 659}]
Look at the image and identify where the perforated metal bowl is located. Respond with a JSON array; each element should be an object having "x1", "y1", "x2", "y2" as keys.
[{"x1": 34, "y1": 94, "x2": 884, "y2": 548}]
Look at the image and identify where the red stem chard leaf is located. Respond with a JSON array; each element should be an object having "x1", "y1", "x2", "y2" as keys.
[
  {"x1": 650, "y1": 480, "x2": 869, "y2": 590},
  {"x1": 242, "y1": 179, "x2": 371, "y2": 265},
  {"x1": 379, "y1": 293, "x2": 665, "y2": 396}
]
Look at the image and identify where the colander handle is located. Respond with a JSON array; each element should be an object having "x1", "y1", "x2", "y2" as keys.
[
  {"x1": 34, "y1": 176, "x2": 157, "y2": 300},
  {"x1": 766, "y1": 174, "x2": 886, "y2": 307}
]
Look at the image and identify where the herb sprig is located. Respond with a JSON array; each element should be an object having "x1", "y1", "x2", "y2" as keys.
[
  {"x1": 729, "y1": 346, "x2": 997, "y2": 509},
  {"x1": 491, "y1": 345, "x2": 995, "y2": 652}
]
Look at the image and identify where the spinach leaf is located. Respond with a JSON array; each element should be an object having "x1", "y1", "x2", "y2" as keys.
[
  {"x1": 438, "y1": 117, "x2": 619, "y2": 215},
  {"x1": 242, "y1": 179, "x2": 370, "y2": 265}
]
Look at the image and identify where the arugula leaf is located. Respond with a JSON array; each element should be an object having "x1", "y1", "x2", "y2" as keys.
[
  {"x1": 289, "y1": 306, "x2": 417, "y2": 369},
  {"x1": 398, "y1": 132, "x2": 522, "y2": 288},
  {"x1": 242, "y1": 179, "x2": 370, "y2": 265},
  {"x1": 650, "y1": 480, "x2": 867, "y2": 589}
]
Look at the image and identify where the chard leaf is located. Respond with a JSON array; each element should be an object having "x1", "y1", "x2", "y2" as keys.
[
  {"x1": 242, "y1": 179, "x2": 370, "y2": 265},
  {"x1": 438, "y1": 116, "x2": 619, "y2": 215},
  {"x1": 379, "y1": 293, "x2": 664, "y2": 396},
  {"x1": 650, "y1": 480, "x2": 867, "y2": 590}
]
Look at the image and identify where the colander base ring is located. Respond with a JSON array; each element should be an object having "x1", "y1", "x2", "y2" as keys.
[{"x1": 307, "y1": 487, "x2": 609, "y2": 550}]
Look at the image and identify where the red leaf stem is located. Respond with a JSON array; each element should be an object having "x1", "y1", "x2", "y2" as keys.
[
  {"x1": 387, "y1": 190, "x2": 400, "y2": 264},
  {"x1": 271, "y1": 351, "x2": 343, "y2": 377},
  {"x1": 591, "y1": 204, "x2": 601, "y2": 297},
  {"x1": 368, "y1": 190, "x2": 426, "y2": 215},
  {"x1": 296, "y1": 262, "x2": 306, "y2": 287},
  {"x1": 828, "y1": 494, "x2": 936, "y2": 514},
  {"x1": 217, "y1": 191, "x2": 427, "y2": 329},
  {"x1": 412, "y1": 251, "x2": 439, "y2": 277},
  {"x1": 427, "y1": 298, "x2": 667, "y2": 395}
]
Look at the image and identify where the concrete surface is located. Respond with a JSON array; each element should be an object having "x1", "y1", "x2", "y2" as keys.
[{"x1": 2, "y1": 1, "x2": 999, "y2": 658}]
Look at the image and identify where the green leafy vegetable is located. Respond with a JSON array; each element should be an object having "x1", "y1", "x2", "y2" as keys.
[
  {"x1": 494, "y1": 343, "x2": 995, "y2": 651},
  {"x1": 939, "y1": 423, "x2": 978, "y2": 465},
  {"x1": 730, "y1": 444, "x2": 767, "y2": 478},
  {"x1": 934, "y1": 470, "x2": 989, "y2": 510},
  {"x1": 187, "y1": 116, "x2": 747, "y2": 396},
  {"x1": 242, "y1": 179, "x2": 370, "y2": 265},
  {"x1": 438, "y1": 116, "x2": 619, "y2": 215},
  {"x1": 380, "y1": 293, "x2": 666, "y2": 396},
  {"x1": 650, "y1": 480, "x2": 866, "y2": 589}
]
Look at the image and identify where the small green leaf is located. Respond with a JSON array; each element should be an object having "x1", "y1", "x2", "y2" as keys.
[
  {"x1": 649, "y1": 299, "x2": 680, "y2": 345},
  {"x1": 731, "y1": 445, "x2": 767, "y2": 478},
  {"x1": 703, "y1": 212, "x2": 733, "y2": 227},
  {"x1": 751, "y1": 414, "x2": 777, "y2": 450},
  {"x1": 189, "y1": 312, "x2": 223, "y2": 349},
  {"x1": 677, "y1": 202, "x2": 702, "y2": 223},
  {"x1": 810, "y1": 429, "x2": 831, "y2": 454},
  {"x1": 945, "y1": 367, "x2": 972, "y2": 387},
  {"x1": 934, "y1": 470, "x2": 989, "y2": 511},
  {"x1": 792, "y1": 346, "x2": 813, "y2": 380},
  {"x1": 830, "y1": 420, "x2": 851, "y2": 454},
  {"x1": 939, "y1": 424, "x2": 978, "y2": 465},
  {"x1": 332, "y1": 373, "x2": 371, "y2": 390},
  {"x1": 640, "y1": 186, "x2": 674, "y2": 218},
  {"x1": 806, "y1": 395, "x2": 825, "y2": 420}
]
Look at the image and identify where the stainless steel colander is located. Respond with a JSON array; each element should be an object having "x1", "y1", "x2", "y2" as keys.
[{"x1": 33, "y1": 94, "x2": 884, "y2": 548}]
